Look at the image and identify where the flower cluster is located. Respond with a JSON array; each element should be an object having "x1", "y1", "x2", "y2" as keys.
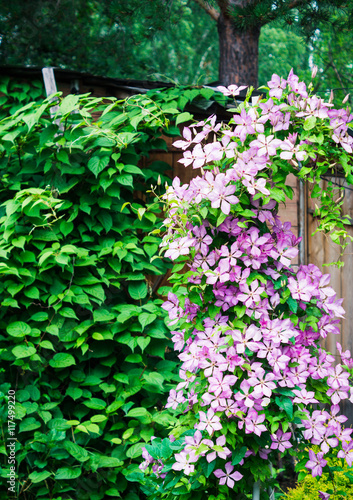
[{"x1": 141, "y1": 72, "x2": 353, "y2": 499}]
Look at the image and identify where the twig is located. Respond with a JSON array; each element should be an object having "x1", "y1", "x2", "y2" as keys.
[{"x1": 194, "y1": 0, "x2": 220, "y2": 21}]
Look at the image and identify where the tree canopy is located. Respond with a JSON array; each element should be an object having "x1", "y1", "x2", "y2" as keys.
[{"x1": 0, "y1": 0, "x2": 352, "y2": 100}]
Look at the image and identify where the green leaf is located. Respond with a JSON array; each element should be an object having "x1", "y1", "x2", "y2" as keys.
[
  {"x1": 19, "y1": 417, "x2": 41, "y2": 433},
  {"x1": 275, "y1": 396, "x2": 293, "y2": 420},
  {"x1": 137, "y1": 336, "x2": 151, "y2": 352},
  {"x1": 64, "y1": 441, "x2": 89, "y2": 462},
  {"x1": 93, "y1": 456, "x2": 124, "y2": 468},
  {"x1": 59, "y1": 308, "x2": 79, "y2": 320},
  {"x1": 117, "y1": 174, "x2": 134, "y2": 188},
  {"x1": 125, "y1": 354, "x2": 143, "y2": 363},
  {"x1": 88, "y1": 155, "x2": 110, "y2": 177},
  {"x1": 39, "y1": 340, "x2": 55, "y2": 351},
  {"x1": 126, "y1": 407, "x2": 148, "y2": 418},
  {"x1": 12, "y1": 236, "x2": 27, "y2": 249},
  {"x1": 126, "y1": 442, "x2": 145, "y2": 459},
  {"x1": 24, "y1": 286, "x2": 40, "y2": 299},
  {"x1": 31, "y1": 312, "x2": 49, "y2": 322},
  {"x1": 128, "y1": 281, "x2": 148, "y2": 300},
  {"x1": 12, "y1": 344, "x2": 36, "y2": 358},
  {"x1": 60, "y1": 220, "x2": 74, "y2": 236},
  {"x1": 123, "y1": 164, "x2": 143, "y2": 175},
  {"x1": 66, "y1": 387, "x2": 83, "y2": 400},
  {"x1": 49, "y1": 353, "x2": 76, "y2": 368},
  {"x1": 7, "y1": 321, "x2": 31, "y2": 337},
  {"x1": 143, "y1": 372, "x2": 164, "y2": 392},
  {"x1": 303, "y1": 115, "x2": 317, "y2": 131},
  {"x1": 200, "y1": 206, "x2": 208, "y2": 219},
  {"x1": 287, "y1": 296, "x2": 298, "y2": 313},
  {"x1": 83, "y1": 398, "x2": 107, "y2": 410},
  {"x1": 138, "y1": 312, "x2": 157, "y2": 329},
  {"x1": 175, "y1": 112, "x2": 193, "y2": 125},
  {"x1": 216, "y1": 212, "x2": 228, "y2": 227},
  {"x1": 55, "y1": 467, "x2": 82, "y2": 480},
  {"x1": 232, "y1": 446, "x2": 247, "y2": 465},
  {"x1": 201, "y1": 458, "x2": 216, "y2": 478},
  {"x1": 97, "y1": 212, "x2": 113, "y2": 233},
  {"x1": 60, "y1": 94, "x2": 79, "y2": 115},
  {"x1": 28, "y1": 470, "x2": 52, "y2": 483},
  {"x1": 93, "y1": 309, "x2": 115, "y2": 322}
]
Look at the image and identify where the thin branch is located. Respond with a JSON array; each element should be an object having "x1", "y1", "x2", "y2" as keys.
[
  {"x1": 287, "y1": 0, "x2": 308, "y2": 10},
  {"x1": 193, "y1": 0, "x2": 220, "y2": 21},
  {"x1": 328, "y1": 41, "x2": 347, "y2": 92}
]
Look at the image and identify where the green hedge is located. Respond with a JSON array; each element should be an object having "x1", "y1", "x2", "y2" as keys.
[
  {"x1": 283, "y1": 456, "x2": 353, "y2": 500},
  {"x1": 0, "y1": 79, "x2": 207, "y2": 500}
]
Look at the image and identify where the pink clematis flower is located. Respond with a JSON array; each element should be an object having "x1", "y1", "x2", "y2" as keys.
[
  {"x1": 196, "y1": 409, "x2": 222, "y2": 436},
  {"x1": 270, "y1": 429, "x2": 292, "y2": 453},
  {"x1": 214, "y1": 462, "x2": 243, "y2": 488},
  {"x1": 306, "y1": 450, "x2": 327, "y2": 477}
]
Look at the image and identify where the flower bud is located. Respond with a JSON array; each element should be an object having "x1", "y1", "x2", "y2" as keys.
[
  {"x1": 329, "y1": 90, "x2": 334, "y2": 104},
  {"x1": 157, "y1": 175, "x2": 161, "y2": 186},
  {"x1": 343, "y1": 94, "x2": 350, "y2": 104},
  {"x1": 311, "y1": 65, "x2": 318, "y2": 79}
]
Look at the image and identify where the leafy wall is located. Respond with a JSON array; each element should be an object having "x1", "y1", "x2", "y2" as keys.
[{"x1": 0, "y1": 79, "x2": 226, "y2": 499}]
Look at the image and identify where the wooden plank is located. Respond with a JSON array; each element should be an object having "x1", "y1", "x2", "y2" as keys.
[
  {"x1": 42, "y1": 67, "x2": 63, "y2": 130},
  {"x1": 307, "y1": 179, "x2": 353, "y2": 423}
]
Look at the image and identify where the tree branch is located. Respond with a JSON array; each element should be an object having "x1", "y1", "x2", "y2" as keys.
[
  {"x1": 193, "y1": 0, "x2": 220, "y2": 21},
  {"x1": 287, "y1": 0, "x2": 308, "y2": 9},
  {"x1": 328, "y1": 41, "x2": 347, "y2": 91}
]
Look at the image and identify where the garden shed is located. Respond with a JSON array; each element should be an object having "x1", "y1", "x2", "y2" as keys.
[{"x1": 1, "y1": 65, "x2": 353, "y2": 421}]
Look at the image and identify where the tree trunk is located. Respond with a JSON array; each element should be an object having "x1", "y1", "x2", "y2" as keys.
[{"x1": 217, "y1": 8, "x2": 260, "y2": 87}]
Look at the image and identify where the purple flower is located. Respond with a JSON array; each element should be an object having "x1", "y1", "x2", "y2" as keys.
[
  {"x1": 233, "y1": 109, "x2": 256, "y2": 142},
  {"x1": 249, "y1": 134, "x2": 282, "y2": 157},
  {"x1": 164, "y1": 236, "x2": 195, "y2": 260},
  {"x1": 202, "y1": 435, "x2": 231, "y2": 462},
  {"x1": 270, "y1": 429, "x2": 292, "y2": 452},
  {"x1": 268, "y1": 74, "x2": 287, "y2": 99},
  {"x1": 172, "y1": 449, "x2": 198, "y2": 475},
  {"x1": 208, "y1": 178, "x2": 239, "y2": 215},
  {"x1": 292, "y1": 389, "x2": 318, "y2": 405},
  {"x1": 165, "y1": 389, "x2": 186, "y2": 410},
  {"x1": 337, "y1": 439, "x2": 353, "y2": 466},
  {"x1": 217, "y1": 84, "x2": 247, "y2": 97},
  {"x1": 306, "y1": 450, "x2": 327, "y2": 477},
  {"x1": 214, "y1": 462, "x2": 243, "y2": 488},
  {"x1": 196, "y1": 409, "x2": 222, "y2": 436},
  {"x1": 173, "y1": 127, "x2": 194, "y2": 150}
]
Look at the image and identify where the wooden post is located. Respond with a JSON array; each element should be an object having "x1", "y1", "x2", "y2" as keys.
[{"x1": 42, "y1": 67, "x2": 63, "y2": 130}]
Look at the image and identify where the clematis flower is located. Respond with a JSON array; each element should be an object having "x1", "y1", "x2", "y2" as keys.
[
  {"x1": 196, "y1": 409, "x2": 222, "y2": 436},
  {"x1": 270, "y1": 429, "x2": 292, "y2": 452},
  {"x1": 217, "y1": 84, "x2": 247, "y2": 97},
  {"x1": 249, "y1": 134, "x2": 283, "y2": 157},
  {"x1": 208, "y1": 179, "x2": 239, "y2": 215},
  {"x1": 203, "y1": 435, "x2": 231, "y2": 462},
  {"x1": 214, "y1": 462, "x2": 243, "y2": 488},
  {"x1": 337, "y1": 439, "x2": 353, "y2": 466},
  {"x1": 268, "y1": 74, "x2": 287, "y2": 99},
  {"x1": 172, "y1": 449, "x2": 198, "y2": 475},
  {"x1": 306, "y1": 450, "x2": 327, "y2": 477},
  {"x1": 165, "y1": 389, "x2": 186, "y2": 410}
]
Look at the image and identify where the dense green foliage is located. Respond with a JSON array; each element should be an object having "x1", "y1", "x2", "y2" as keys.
[
  {"x1": 0, "y1": 79, "x2": 226, "y2": 499},
  {"x1": 0, "y1": 0, "x2": 351, "y2": 98},
  {"x1": 0, "y1": 0, "x2": 218, "y2": 85},
  {"x1": 284, "y1": 455, "x2": 353, "y2": 500}
]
